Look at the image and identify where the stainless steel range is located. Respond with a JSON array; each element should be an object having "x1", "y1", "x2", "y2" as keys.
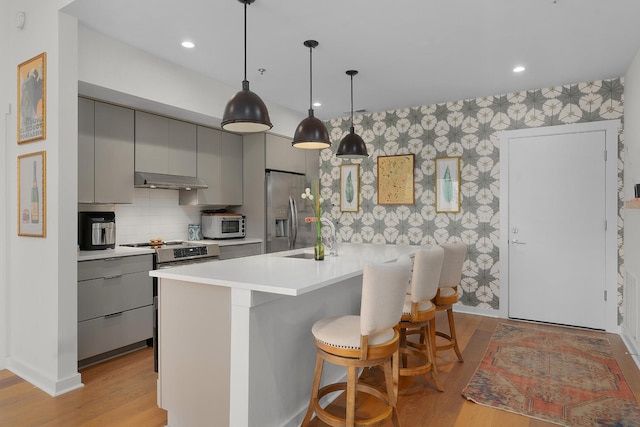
[
  {"x1": 120, "y1": 240, "x2": 220, "y2": 268},
  {"x1": 119, "y1": 240, "x2": 220, "y2": 371}
]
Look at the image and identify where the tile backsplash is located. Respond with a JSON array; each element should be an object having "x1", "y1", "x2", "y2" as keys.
[{"x1": 79, "y1": 188, "x2": 202, "y2": 244}]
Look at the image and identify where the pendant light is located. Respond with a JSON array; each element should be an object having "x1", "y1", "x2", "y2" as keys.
[
  {"x1": 336, "y1": 70, "x2": 368, "y2": 158},
  {"x1": 221, "y1": 0, "x2": 272, "y2": 133},
  {"x1": 292, "y1": 40, "x2": 331, "y2": 149}
]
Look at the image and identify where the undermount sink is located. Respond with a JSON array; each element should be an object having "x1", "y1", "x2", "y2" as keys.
[{"x1": 284, "y1": 252, "x2": 315, "y2": 259}]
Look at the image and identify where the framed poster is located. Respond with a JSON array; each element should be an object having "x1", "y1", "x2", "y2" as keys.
[
  {"x1": 435, "y1": 156, "x2": 461, "y2": 213},
  {"x1": 18, "y1": 151, "x2": 46, "y2": 237},
  {"x1": 377, "y1": 154, "x2": 415, "y2": 205},
  {"x1": 340, "y1": 164, "x2": 360, "y2": 212},
  {"x1": 17, "y1": 52, "x2": 46, "y2": 144}
]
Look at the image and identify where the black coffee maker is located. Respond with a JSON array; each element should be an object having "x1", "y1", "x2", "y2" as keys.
[{"x1": 78, "y1": 212, "x2": 116, "y2": 250}]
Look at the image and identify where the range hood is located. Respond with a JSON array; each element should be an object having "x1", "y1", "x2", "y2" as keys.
[{"x1": 134, "y1": 172, "x2": 208, "y2": 190}]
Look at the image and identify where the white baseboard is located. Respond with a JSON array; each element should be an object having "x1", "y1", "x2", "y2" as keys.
[
  {"x1": 6, "y1": 357, "x2": 83, "y2": 396},
  {"x1": 454, "y1": 304, "x2": 500, "y2": 318},
  {"x1": 620, "y1": 327, "x2": 640, "y2": 371}
]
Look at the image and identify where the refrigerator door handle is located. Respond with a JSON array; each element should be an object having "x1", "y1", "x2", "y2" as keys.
[{"x1": 289, "y1": 196, "x2": 298, "y2": 249}]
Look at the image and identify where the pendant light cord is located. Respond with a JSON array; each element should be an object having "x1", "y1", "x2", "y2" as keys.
[
  {"x1": 350, "y1": 73, "x2": 354, "y2": 128},
  {"x1": 243, "y1": 1, "x2": 248, "y2": 83},
  {"x1": 308, "y1": 44, "x2": 313, "y2": 112}
]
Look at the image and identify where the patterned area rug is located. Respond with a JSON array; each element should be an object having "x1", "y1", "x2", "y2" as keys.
[{"x1": 462, "y1": 323, "x2": 640, "y2": 426}]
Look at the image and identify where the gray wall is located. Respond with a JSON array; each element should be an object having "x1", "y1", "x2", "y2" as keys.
[{"x1": 321, "y1": 78, "x2": 624, "y2": 316}]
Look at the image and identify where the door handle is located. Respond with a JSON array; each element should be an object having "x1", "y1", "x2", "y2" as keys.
[
  {"x1": 512, "y1": 239, "x2": 527, "y2": 245},
  {"x1": 105, "y1": 312, "x2": 123, "y2": 319}
]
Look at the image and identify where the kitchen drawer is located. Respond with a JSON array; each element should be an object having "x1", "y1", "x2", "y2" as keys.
[
  {"x1": 78, "y1": 305, "x2": 153, "y2": 361},
  {"x1": 218, "y1": 242, "x2": 262, "y2": 260},
  {"x1": 78, "y1": 271, "x2": 152, "y2": 321},
  {"x1": 78, "y1": 254, "x2": 152, "y2": 281}
]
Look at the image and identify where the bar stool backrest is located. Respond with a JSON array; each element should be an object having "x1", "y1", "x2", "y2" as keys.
[
  {"x1": 438, "y1": 243, "x2": 467, "y2": 289},
  {"x1": 360, "y1": 255, "x2": 412, "y2": 336},
  {"x1": 410, "y1": 246, "x2": 445, "y2": 303}
]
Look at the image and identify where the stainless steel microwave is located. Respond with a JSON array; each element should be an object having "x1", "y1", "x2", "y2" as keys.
[{"x1": 201, "y1": 214, "x2": 245, "y2": 239}]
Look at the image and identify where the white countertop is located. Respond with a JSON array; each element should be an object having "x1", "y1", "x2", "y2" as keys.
[
  {"x1": 77, "y1": 238, "x2": 263, "y2": 261},
  {"x1": 78, "y1": 246, "x2": 155, "y2": 261},
  {"x1": 150, "y1": 243, "x2": 420, "y2": 296},
  {"x1": 194, "y1": 238, "x2": 262, "y2": 247}
]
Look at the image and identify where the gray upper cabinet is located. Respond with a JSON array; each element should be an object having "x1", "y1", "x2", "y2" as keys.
[
  {"x1": 78, "y1": 97, "x2": 95, "y2": 203},
  {"x1": 266, "y1": 134, "x2": 306, "y2": 174},
  {"x1": 135, "y1": 111, "x2": 168, "y2": 173},
  {"x1": 264, "y1": 133, "x2": 319, "y2": 179},
  {"x1": 168, "y1": 119, "x2": 197, "y2": 176},
  {"x1": 135, "y1": 111, "x2": 197, "y2": 177},
  {"x1": 78, "y1": 98, "x2": 134, "y2": 204},
  {"x1": 179, "y1": 126, "x2": 243, "y2": 206}
]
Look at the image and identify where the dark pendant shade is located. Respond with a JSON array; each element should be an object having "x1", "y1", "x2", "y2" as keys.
[
  {"x1": 222, "y1": 80, "x2": 272, "y2": 133},
  {"x1": 292, "y1": 109, "x2": 331, "y2": 149},
  {"x1": 292, "y1": 40, "x2": 330, "y2": 149},
  {"x1": 336, "y1": 126, "x2": 368, "y2": 158},
  {"x1": 336, "y1": 69, "x2": 368, "y2": 158},
  {"x1": 221, "y1": 0, "x2": 272, "y2": 133}
]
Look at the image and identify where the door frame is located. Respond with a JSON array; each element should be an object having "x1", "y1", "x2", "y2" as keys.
[{"x1": 499, "y1": 120, "x2": 620, "y2": 332}]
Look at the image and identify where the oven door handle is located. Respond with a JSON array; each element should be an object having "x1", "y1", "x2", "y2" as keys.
[{"x1": 157, "y1": 257, "x2": 219, "y2": 269}]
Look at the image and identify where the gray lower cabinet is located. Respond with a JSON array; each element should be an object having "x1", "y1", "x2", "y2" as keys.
[
  {"x1": 77, "y1": 254, "x2": 153, "y2": 363},
  {"x1": 218, "y1": 243, "x2": 262, "y2": 260},
  {"x1": 78, "y1": 98, "x2": 135, "y2": 204}
]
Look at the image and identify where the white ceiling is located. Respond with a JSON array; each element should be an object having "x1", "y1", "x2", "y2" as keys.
[{"x1": 62, "y1": 0, "x2": 640, "y2": 121}]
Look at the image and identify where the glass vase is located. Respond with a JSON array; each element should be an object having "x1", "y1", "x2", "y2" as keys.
[{"x1": 314, "y1": 237, "x2": 325, "y2": 261}]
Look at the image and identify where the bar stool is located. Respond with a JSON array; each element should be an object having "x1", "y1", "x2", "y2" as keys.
[
  {"x1": 433, "y1": 242, "x2": 467, "y2": 362},
  {"x1": 398, "y1": 245, "x2": 444, "y2": 391},
  {"x1": 301, "y1": 256, "x2": 412, "y2": 427}
]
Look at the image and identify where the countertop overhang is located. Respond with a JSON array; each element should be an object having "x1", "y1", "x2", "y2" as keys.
[{"x1": 150, "y1": 243, "x2": 420, "y2": 296}]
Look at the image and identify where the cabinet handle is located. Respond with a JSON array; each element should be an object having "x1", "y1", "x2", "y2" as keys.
[
  {"x1": 103, "y1": 274, "x2": 123, "y2": 280},
  {"x1": 105, "y1": 312, "x2": 123, "y2": 319}
]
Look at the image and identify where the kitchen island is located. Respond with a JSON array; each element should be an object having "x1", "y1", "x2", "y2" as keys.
[{"x1": 151, "y1": 243, "x2": 420, "y2": 427}]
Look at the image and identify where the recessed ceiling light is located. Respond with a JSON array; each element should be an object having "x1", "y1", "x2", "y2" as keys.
[
  {"x1": 182, "y1": 41, "x2": 195, "y2": 49},
  {"x1": 313, "y1": 102, "x2": 322, "y2": 107},
  {"x1": 513, "y1": 65, "x2": 526, "y2": 73}
]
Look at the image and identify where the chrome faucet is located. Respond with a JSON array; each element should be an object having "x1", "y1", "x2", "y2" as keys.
[{"x1": 320, "y1": 217, "x2": 338, "y2": 256}]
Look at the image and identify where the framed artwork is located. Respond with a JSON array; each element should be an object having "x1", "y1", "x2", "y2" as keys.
[
  {"x1": 18, "y1": 151, "x2": 46, "y2": 237},
  {"x1": 435, "y1": 156, "x2": 461, "y2": 213},
  {"x1": 377, "y1": 154, "x2": 415, "y2": 205},
  {"x1": 17, "y1": 52, "x2": 46, "y2": 144},
  {"x1": 340, "y1": 164, "x2": 360, "y2": 212}
]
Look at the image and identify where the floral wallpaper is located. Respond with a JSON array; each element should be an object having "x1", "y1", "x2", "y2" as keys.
[{"x1": 320, "y1": 78, "x2": 624, "y2": 319}]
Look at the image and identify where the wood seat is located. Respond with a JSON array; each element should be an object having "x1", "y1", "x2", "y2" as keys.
[
  {"x1": 301, "y1": 257, "x2": 412, "y2": 427},
  {"x1": 398, "y1": 245, "x2": 445, "y2": 391},
  {"x1": 433, "y1": 242, "x2": 467, "y2": 363}
]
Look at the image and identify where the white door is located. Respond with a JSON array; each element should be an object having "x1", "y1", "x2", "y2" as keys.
[{"x1": 500, "y1": 121, "x2": 619, "y2": 331}]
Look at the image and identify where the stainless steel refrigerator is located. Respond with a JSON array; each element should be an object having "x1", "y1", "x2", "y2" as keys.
[{"x1": 266, "y1": 170, "x2": 315, "y2": 253}]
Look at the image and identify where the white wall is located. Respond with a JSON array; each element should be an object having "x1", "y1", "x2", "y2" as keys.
[
  {"x1": 3, "y1": 0, "x2": 82, "y2": 394},
  {"x1": 0, "y1": 0, "x2": 10, "y2": 369},
  {"x1": 623, "y1": 49, "x2": 640, "y2": 352}
]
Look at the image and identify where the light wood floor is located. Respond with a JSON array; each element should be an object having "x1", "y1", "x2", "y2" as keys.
[{"x1": 1, "y1": 313, "x2": 639, "y2": 426}]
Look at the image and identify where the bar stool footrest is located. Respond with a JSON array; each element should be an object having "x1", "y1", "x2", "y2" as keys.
[{"x1": 314, "y1": 382, "x2": 393, "y2": 427}]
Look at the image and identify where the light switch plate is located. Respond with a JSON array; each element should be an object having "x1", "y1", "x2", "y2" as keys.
[{"x1": 15, "y1": 11, "x2": 25, "y2": 29}]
